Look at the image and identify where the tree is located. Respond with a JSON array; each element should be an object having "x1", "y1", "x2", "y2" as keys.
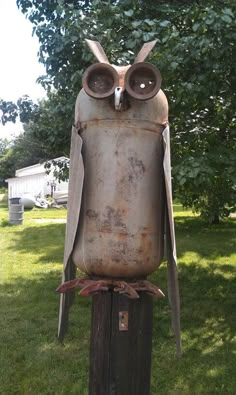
[
  {"x1": 0, "y1": 92, "x2": 72, "y2": 173},
  {"x1": 4, "y1": 0, "x2": 236, "y2": 222},
  {"x1": 0, "y1": 130, "x2": 47, "y2": 185},
  {"x1": 23, "y1": 92, "x2": 72, "y2": 158}
]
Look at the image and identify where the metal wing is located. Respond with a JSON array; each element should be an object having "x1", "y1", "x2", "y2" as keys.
[
  {"x1": 163, "y1": 125, "x2": 182, "y2": 357},
  {"x1": 58, "y1": 102, "x2": 84, "y2": 341}
]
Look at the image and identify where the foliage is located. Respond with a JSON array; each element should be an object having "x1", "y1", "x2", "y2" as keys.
[
  {"x1": 0, "y1": 138, "x2": 9, "y2": 156},
  {"x1": 0, "y1": 186, "x2": 7, "y2": 194},
  {"x1": 163, "y1": 3, "x2": 236, "y2": 223},
  {"x1": 44, "y1": 157, "x2": 70, "y2": 182},
  {"x1": 0, "y1": 92, "x2": 71, "y2": 184},
  {"x1": 173, "y1": 149, "x2": 236, "y2": 224},
  {"x1": 0, "y1": 95, "x2": 38, "y2": 125},
  {"x1": 0, "y1": 127, "x2": 53, "y2": 185},
  {"x1": 1, "y1": 0, "x2": 235, "y2": 222},
  {"x1": 24, "y1": 92, "x2": 72, "y2": 158},
  {"x1": 0, "y1": 202, "x2": 235, "y2": 394},
  {"x1": 0, "y1": 146, "x2": 16, "y2": 184}
]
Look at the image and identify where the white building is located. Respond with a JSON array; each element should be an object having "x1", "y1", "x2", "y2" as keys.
[{"x1": 6, "y1": 157, "x2": 69, "y2": 200}]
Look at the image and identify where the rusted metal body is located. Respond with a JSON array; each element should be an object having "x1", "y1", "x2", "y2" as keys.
[
  {"x1": 58, "y1": 39, "x2": 181, "y2": 357},
  {"x1": 72, "y1": 88, "x2": 168, "y2": 278}
]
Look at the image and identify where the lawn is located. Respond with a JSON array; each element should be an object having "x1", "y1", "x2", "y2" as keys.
[{"x1": 0, "y1": 201, "x2": 235, "y2": 395}]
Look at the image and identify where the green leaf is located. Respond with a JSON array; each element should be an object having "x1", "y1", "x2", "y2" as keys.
[
  {"x1": 126, "y1": 39, "x2": 136, "y2": 49},
  {"x1": 205, "y1": 18, "x2": 214, "y2": 25},
  {"x1": 143, "y1": 33, "x2": 153, "y2": 42},
  {"x1": 223, "y1": 8, "x2": 234, "y2": 18},
  {"x1": 144, "y1": 19, "x2": 156, "y2": 26},
  {"x1": 179, "y1": 177, "x2": 186, "y2": 186},
  {"x1": 124, "y1": 10, "x2": 134, "y2": 17},
  {"x1": 222, "y1": 14, "x2": 232, "y2": 23},
  {"x1": 132, "y1": 20, "x2": 142, "y2": 28},
  {"x1": 170, "y1": 61, "x2": 178, "y2": 70},
  {"x1": 193, "y1": 23, "x2": 200, "y2": 32},
  {"x1": 132, "y1": 30, "x2": 142, "y2": 39},
  {"x1": 159, "y1": 20, "x2": 170, "y2": 27},
  {"x1": 161, "y1": 35, "x2": 169, "y2": 44}
]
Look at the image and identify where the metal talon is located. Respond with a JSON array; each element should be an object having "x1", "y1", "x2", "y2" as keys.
[{"x1": 57, "y1": 277, "x2": 164, "y2": 299}]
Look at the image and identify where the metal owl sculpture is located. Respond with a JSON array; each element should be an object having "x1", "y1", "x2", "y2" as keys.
[{"x1": 57, "y1": 39, "x2": 181, "y2": 356}]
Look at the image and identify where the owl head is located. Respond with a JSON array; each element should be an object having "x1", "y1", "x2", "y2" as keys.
[{"x1": 82, "y1": 39, "x2": 162, "y2": 111}]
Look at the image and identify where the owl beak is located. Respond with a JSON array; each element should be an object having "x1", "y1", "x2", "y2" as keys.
[{"x1": 114, "y1": 86, "x2": 123, "y2": 111}]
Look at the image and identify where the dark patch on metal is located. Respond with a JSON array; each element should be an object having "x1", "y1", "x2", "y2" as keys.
[
  {"x1": 126, "y1": 153, "x2": 146, "y2": 189},
  {"x1": 117, "y1": 151, "x2": 146, "y2": 196},
  {"x1": 137, "y1": 248, "x2": 144, "y2": 254},
  {"x1": 112, "y1": 258, "x2": 120, "y2": 264},
  {"x1": 73, "y1": 121, "x2": 81, "y2": 134},
  {"x1": 101, "y1": 206, "x2": 127, "y2": 232},
  {"x1": 86, "y1": 209, "x2": 98, "y2": 219},
  {"x1": 109, "y1": 240, "x2": 128, "y2": 263},
  {"x1": 91, "y1": 259, "x2": 103, "y2": 266},
  {"x1": 128, "y1": 156, "x2": 146, "y2": 179}
]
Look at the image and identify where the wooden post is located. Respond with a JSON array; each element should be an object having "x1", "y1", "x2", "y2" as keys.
[{"x1": 89, "y1": 291, "x2": 153, "y2": 395}]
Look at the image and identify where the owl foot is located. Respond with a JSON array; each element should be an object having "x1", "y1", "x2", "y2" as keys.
[{"x1": 56, "y1": 277, "x2": 164, "y2": 299}]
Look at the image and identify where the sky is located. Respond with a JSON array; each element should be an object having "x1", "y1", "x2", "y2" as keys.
[{"x1": 0, "y1": 0, "x2": 46, "y2": 140}]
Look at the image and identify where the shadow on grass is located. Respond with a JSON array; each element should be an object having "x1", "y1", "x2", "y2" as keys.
[
  {"x1": 8, "y1": 223, "x2": 66, "y2": 264},
  {"x1": 175, "y1": 216, "x2": 236, "y2": 260},
  {"x1": 0, "y1": 261, "x2": 235, "y2": 394},
  {"x1": 0, "y1": 270, "x2": 91, "y2": 394},
  {"x1": 151, "y1": 261, "x2": 236, "y2": 394},
  {"x1": 8, "y1": 216, "x2": 236, "y2": 266}
]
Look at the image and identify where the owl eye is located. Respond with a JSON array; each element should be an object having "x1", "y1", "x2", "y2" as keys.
[
  {"x1": 125, "y1": 62, "x2": 162, "y2": 100},
  {"x1": 82, "y1": 63, "x2": 119, "y2": 99}
]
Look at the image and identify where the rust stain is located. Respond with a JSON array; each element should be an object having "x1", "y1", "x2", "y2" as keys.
[{"x1": 116, "y1": 232, "x2": 129, "y2": 240}]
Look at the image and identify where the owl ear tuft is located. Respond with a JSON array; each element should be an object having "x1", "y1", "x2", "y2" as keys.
[
  {"x1": 134, "y1": 40, "x2": 157, "y2": 64},
  {"x1": 85, "y1": 39, "x2": 110, "y2": 64}
]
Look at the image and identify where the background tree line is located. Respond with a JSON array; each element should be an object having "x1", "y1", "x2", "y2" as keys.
[{"x1": 0, "y1": 0, "x2": 235, "y2": 223}]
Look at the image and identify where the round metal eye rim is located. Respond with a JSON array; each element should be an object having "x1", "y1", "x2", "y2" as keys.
[
  {"x1": 125, "y1": 62, "x2": 162, "y2": 101},
  {"x1": 82, "y1": 63, "x2": 119, "y2": 99}
]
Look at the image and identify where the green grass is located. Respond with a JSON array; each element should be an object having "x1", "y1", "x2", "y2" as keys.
[{"x1": 0, "y1": 202, "x2": 235, "y2": 394}]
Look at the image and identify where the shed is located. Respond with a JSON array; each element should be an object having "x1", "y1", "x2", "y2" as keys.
[{"x1": 6, "y1": 157, "x2": 69, "y2": 200}]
